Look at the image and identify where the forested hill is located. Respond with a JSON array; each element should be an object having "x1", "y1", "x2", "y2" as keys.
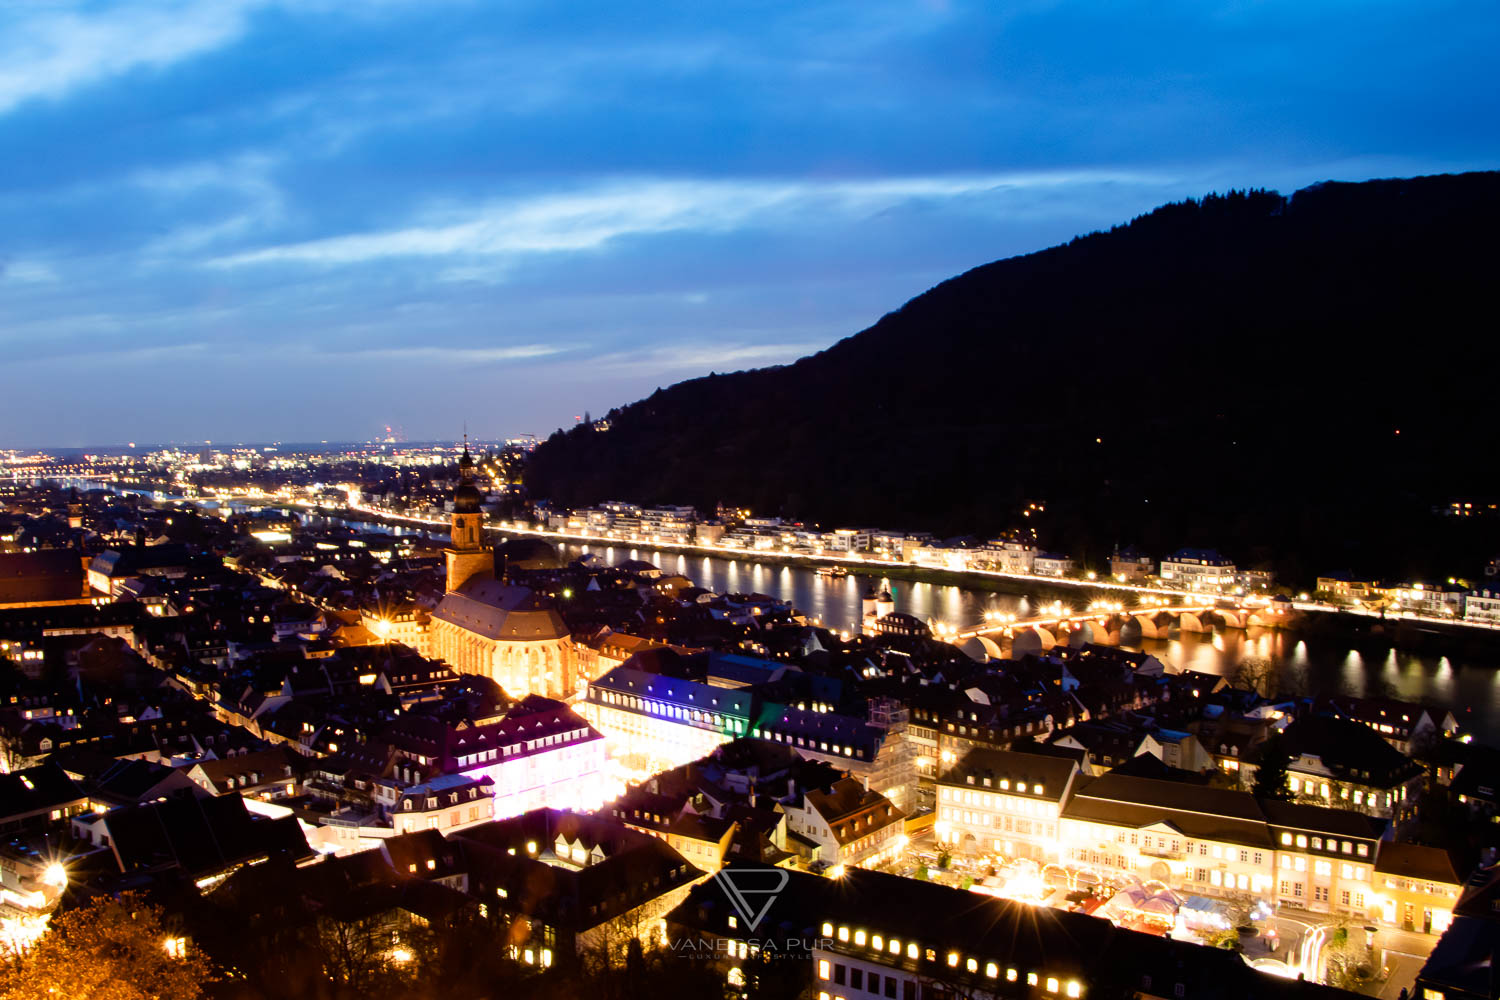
[{"x1": 525, "y1": 171, "x2": 1500, "y2": 584}]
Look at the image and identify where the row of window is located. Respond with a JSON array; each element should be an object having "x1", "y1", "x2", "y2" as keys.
[
  {"x1": 593, "y1": 690, "x2": 748, "y2": 733},
  {"x1": 1278, "y1": 832, "x2": 1370, "y2": 856},
  {"x1": 455, "y1": 730, "x2": 585, "y2": 768},
  {"x1": 818, "y1": 926, "x2": 1083, "y2": 997},
  {"x1": 941, "y1": 789, "x2": 1055, "y2": 817}
]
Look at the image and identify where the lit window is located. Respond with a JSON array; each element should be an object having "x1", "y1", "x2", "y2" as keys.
[
  {"x1": 1067, "y1": 981, "x2": 1082, "y2": 998},
  {"x1": 819, "y1": 960, "x2": 831, "y2": 980},
  {"x1": 854, "y1": 930, "x2": 866, "y2": 946},
  {"x1": 1047, "y1": 977, "x2": 1060, "y2": 993},
  {"x1": 1029, "y1": 972, "x2": 1040, "y2": 986},
  {"x1": 948, "y1": 952, "x2": 960, "y2": 967},
  {"x1": 986, "y1": 963, "x2": 999, "y2": 978}
]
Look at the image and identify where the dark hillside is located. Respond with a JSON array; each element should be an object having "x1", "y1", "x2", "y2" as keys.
[{"x1": 526, "y1": 172, "x2": 1500, "y2": 584}]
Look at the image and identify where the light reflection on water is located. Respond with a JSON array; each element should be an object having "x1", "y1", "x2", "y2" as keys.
[
  {"x1": 1139, "y1": 631, "x2": 1499, "y2": 739},
  {"x1": 563, "y1": 542, "x2": 1500, "y2": 737},
  {"x1": 302, "y1": 517, "x2": 1500, "y2": 741}
]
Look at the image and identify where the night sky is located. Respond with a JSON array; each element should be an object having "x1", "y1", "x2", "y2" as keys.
[{"x1": 3, "y1": 0, "x2": 1497, "y2": 447}]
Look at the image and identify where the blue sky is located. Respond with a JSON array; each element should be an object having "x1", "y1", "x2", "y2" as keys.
[{"x1": 2, "y1": 0, "x2": 1497, "y2": 447}]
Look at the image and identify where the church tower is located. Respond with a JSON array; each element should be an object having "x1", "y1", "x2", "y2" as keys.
[{"x1": 445, "y1": 439, "x2": 494, "y2": 593}]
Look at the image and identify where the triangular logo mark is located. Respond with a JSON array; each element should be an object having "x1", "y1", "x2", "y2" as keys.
[{"x1": 716, "y1": 868, "x2": 789, "y2": 932}]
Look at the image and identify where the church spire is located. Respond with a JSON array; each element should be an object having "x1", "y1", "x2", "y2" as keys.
[{"x1": 446, "y1": 429, "x2": 492, "y2": 592}]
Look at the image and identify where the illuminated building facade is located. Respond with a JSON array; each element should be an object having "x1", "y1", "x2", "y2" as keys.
[
  {"x1": 1370, "y1": 841, "x2": 1461, "y2": 934},
  {"x1": 1157, "y1": 548, "x2": 1236, "y2": 593},
  {"x1": 429, "y1": 579, "x2": 577, "y2": 699},
  {"x1": 385, "y1": 696, "x2": 607, "y2": 819},
  {"x1": 1059, "y1": 773, "x2": 1385, "y2": 920},
  {"x1": 785, "y1": 776, "x2": 906, "y2": 869},
  {"x1": 934, "y1": 747, "x2": 1081, "y2": 862},
  {"x1": 583, "y1": 667, "x2": 914, "y2": 808},
  {"x1": 391, "y1": 773, "x2": 496, "y2": 834},
  {"x1": 427, "y1": 444, "x2": 578, "y2": 699},
  {"x1": 755, "y1": 702, "x2": 913, "y2": 811},
  {"x1": 582, "y1": 667, "x2": 753, "y2": 776}
]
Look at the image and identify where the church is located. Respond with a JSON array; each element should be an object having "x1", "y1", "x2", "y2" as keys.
[{"x1": 427, "y1": 444, "x2": 578, "y2": 700}]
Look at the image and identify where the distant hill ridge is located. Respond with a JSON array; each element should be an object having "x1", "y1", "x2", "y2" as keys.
[{"x1": 526, "y1": 171, "x2": 1500, "y2": 583}]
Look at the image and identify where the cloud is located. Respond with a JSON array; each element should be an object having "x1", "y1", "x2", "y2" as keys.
[
  {"x1": 0, "y1": 1, "x2": 259, "y2": 116},
  {"x1": 578, "y1": 341, "x2": 829, "y2": 377},
  {"x1": 324, "y1": 344, "x2": 567, "y2": 365},
  {"x1": 0, "y1": 259, "x2": 59, "y2": 284},
  {"x1": 209, "y1": 169, "x2": 1171, "y2": 269}
]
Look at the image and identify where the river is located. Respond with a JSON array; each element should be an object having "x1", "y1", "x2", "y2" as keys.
[
  {"x1": 85, "y1": 489, "x2": 1500, "y2": 740},
  {"x1": 545, "y1": 542, "x2": 1500, "y2": 739}
]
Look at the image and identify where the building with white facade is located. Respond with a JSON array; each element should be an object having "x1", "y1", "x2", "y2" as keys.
[
  {"x1": 784, "y1": 776, "x2": 906, "y2": 870},
  {"x1": 1158, "y1": 549, "x2": 1236, "y2": 593},
  {"x1": 935, "y1": 747, "x2": 1081, "y2": 862}
]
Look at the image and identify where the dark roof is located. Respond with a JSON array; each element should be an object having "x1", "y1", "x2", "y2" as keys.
[
  {"x1": 0, "y1": 550, "x2": 83, "y2": 603},
  {"x1": 1106, "y1": 752, "x2": 1211, "y2": 784},
  {"x1": 671, "y1": 863, "x2": 1337, "y2": 1000},
  {"x1": 103, "y1": 794, "x2": 312, "y2": 877},
  {"x1": 672, "y1": 863, "x2": 1115, "y2": 980},
  {"x1": 1417, "y1": 916, "x2": 1500, "y2": 1000},
  {"x1": 938, "y1": 746, "x2": 1080, "y2": 802},
  {"x1": 92, "y1": 758, "x2": 197, "y2": 802},
  {"x1": 1273, "y1": 715, "x2": 1422, "y2": 786},
  {"x1": 0, "y1": 763, "x2": 86, "y2": 819},
  {"x1": 1375, "y1": 841, "x2": 1462, "y2": 885},
  {"x1": 1063, "y1": 773, "x2": 1275, "y2": 848},
  {"x1": 1257, "y1": 799, "x2": 1387, "y2": 840},
  {"x1": 87, "y1": 545, "x2": 191, "y2": 579},
  {"x1": 805, "y1": 778, "x2": 902, "y2": 845},
  {"x1": 590, "y1": 665, "x2": 756, "y2": 720},
  {"x1": 455, "y1": 809, "x2": 702, "y2": 931}
]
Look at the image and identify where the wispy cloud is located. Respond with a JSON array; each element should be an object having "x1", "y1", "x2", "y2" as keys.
[
  {"x1": 0, "y1": 259, "x2": 59, "y2": 284},
  {"x1": 326, "y1": 344, "x2": 566, "y2": 364},
  {"x1": 209, "y1": 170, "x2": 1170, "y2": 269},
  {"x1": 579, "y1": 341, "x2": 829, "y2": 377},
  {"x1": 0, "y1": 1, "x2": 259, "y2": 116}
]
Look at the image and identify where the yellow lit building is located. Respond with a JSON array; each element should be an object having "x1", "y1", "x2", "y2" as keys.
[
  {"x1": 1371, "y1": 841, "x2": 1461, "y2": 934},
  {"x1": 1058, "y1": 773, "x2": 1385, "y2": 919},
  {"x1": 934, "y1": 747, "x2": 1081, "y2": 862},
  {"x1": 426, "y1": 444, "x2": 577, "y2": 700}
]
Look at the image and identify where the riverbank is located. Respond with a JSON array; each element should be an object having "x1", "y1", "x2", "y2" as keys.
[
  {"x1": 325, "y1": 502, "x2": 1500, "y2": 662},
  {"x1": 1295, "y1": 608, "x2": 1500, "y2": 660},
  {"x1": 328, "y1": 502, "x2": 1161, "y2": 605}
]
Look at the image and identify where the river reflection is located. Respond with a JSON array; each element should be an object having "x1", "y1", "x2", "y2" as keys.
[
  {"x1": 565, "y1": 543, "x2": 1500, "y2": 740},
  {"x1": 288, "y1": 514, "x2": 1500, "y2": 741}
]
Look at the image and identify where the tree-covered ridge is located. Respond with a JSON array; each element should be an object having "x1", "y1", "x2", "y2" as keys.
[{"x1": 527, "y1": 171, "x2": 1500, "y2": 584}]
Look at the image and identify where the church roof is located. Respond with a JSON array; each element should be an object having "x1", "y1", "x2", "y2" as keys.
[{"x1": 432, "y1": 579, "x2": 569, "y2": 642}]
